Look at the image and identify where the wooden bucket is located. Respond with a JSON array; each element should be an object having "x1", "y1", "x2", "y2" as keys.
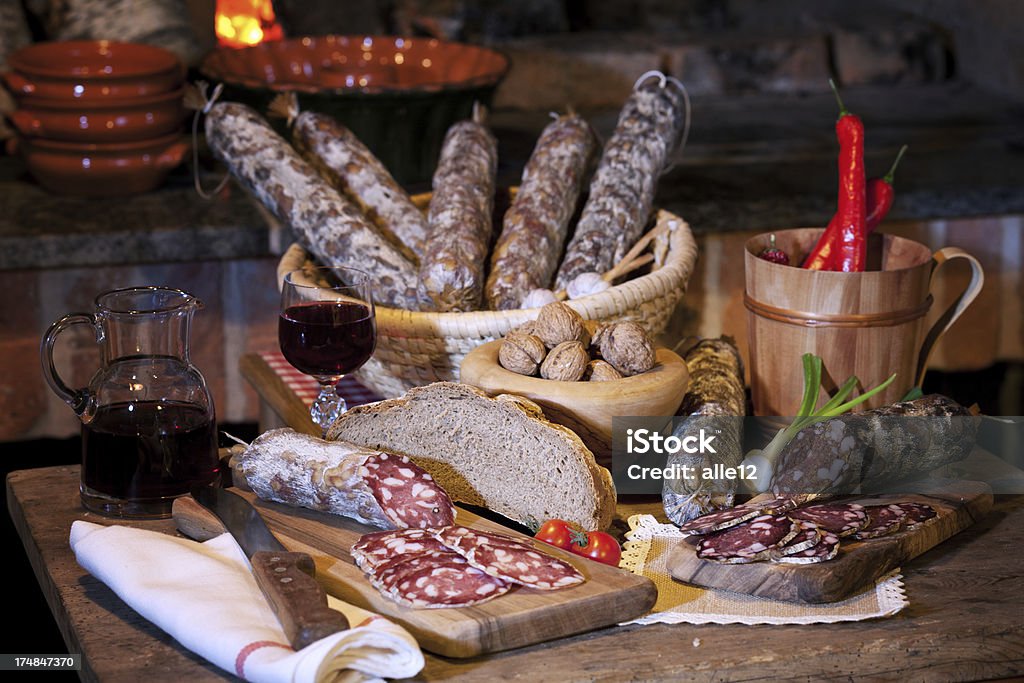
[{"x1": 744, "y1": 228, "x2": 984, "y2": 416}]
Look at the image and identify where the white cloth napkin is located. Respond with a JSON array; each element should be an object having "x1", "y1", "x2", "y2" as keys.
[{"x1": 70, "y1": 521, "x2": 424, "y2": 683}]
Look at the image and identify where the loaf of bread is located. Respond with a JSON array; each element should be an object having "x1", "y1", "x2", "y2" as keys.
[{"x1": 325, "y1": 381, "x2": 616, "y2": 531}]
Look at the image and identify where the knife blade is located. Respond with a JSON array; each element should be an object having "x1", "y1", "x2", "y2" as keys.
[{"x1": 190, "y1": 486, "x2": 349, "y2": 649}]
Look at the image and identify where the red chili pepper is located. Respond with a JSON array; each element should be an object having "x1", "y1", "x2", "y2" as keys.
[
  {"x1": 802, "y1": 82, "x2": 867, "y2": 271},
  {"x1": 804, "y1": 144, "x2": 907, "y2": 269}
]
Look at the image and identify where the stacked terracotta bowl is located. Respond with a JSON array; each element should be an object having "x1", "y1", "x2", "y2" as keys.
[{"x1": 4, "y1": 41, "x2": 188, "y2": 197}]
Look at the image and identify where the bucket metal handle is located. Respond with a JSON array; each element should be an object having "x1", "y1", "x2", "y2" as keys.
[{"x1": 915, "y1": 247, "x2": 985, "y2": 387}]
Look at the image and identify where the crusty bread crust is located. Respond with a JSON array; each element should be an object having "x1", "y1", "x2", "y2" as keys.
[{"x1": 326, "y1": 382, "x2": 616, "y2": 530}]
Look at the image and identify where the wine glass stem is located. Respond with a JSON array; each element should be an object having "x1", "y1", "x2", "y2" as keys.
[{"x1": 311, "y1": 378, "x2": 347, "y2": 435}]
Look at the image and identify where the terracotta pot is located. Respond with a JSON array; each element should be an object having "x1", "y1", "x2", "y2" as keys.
[
  {"x1": 4, "y1": 40, "x2": 183, "y2": 100},
  {"x1": 17, "y1": 133, "x2": 189, "y2": 197},
  {"x1": 8, "y1": 88, "x2": 186, "y2": 143},
  {"x1": 744, "y1": 229, "x2": 984, "y2": 416}
]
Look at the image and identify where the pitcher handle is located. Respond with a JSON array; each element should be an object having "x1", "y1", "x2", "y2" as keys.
[
  {"x1": 915, "y1": 247, "x2": 985, "y2": 387},
  {"x1": 40, "y1": 313, "x2": 100, "y2": 416}
]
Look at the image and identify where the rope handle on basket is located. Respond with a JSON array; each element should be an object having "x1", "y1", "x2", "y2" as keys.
[{"x1": 553, "y1": 220, "x2": 672, "y2": 301}]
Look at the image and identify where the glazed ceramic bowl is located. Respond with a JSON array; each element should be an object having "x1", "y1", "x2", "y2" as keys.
[
  {"x1": 8, "y1": 88, "x2": 186, "y2": 143},
  {"x1": 18, "y1": 132, "x2": 189, "y2": 197},
  {"x1": 4, "y1": 40, "x2": 184, "y2": 100},
  {"x1": 459, "y1": 340, "x2": 690, "y2": 468},
  {"x1": 200, "y1": 35, "x2": 509, "y2": 185}
]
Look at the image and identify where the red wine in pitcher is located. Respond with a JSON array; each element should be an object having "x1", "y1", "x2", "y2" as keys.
[
  {"x1": 81, "y1": 400, "x2": 218, "y2": 516},
  {"x1": 279, "y1": 301, "x2": 376, "y2": 377}
]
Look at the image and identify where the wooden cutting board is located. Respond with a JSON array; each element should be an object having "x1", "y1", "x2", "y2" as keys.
[
  {"x1": 666, "y1": 479, "x2": 994, "y2": 604},
  {"x1": 223, "y1": 491, "x2": 656, "y2": 658}
]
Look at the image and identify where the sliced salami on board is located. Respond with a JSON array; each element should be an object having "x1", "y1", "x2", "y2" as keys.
[
  {"x1": 434, "y1": 526, "x2": 584, "y2": 590},
  {"x1": 696, "y1": 514, "x2": 799, "y2": 564},
  {"x1": 380, "y1": 555, "x2": 512, "y2": 609},
  {"x1": 894, "y1": 502, "x2": 936, "y2": 530},
  {"x1": 351, "y1": 529, "x2": 453, "y2": 571},
  {"x1": 772, "y1": 521, "x2": 824, "y2": 557},
  {"x1": 237, "y1": 428, "x2": 456, "y2": 530},
  {"x1": 773, "y1": 530, "x2": 840, "y2": 565},
  {"x1": 855, "y1": 504, "x2": 909, "y2": 540},
  {"x1": 788, "y1": 503, "x2": 869, "y2": 538}
]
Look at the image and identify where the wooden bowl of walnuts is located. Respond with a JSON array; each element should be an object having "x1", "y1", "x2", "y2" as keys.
[{"x1": 459, "y1": 302, "x2": 690, "y2": 468}]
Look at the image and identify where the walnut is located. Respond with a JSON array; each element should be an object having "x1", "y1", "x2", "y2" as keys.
[
  {"x1": 512, "y1": 320, "x2": 538, "y2": 336},
  {"x1": 540, "y1": 341, "x2": 589, "y2": 381},
  {"x1": 499, "y1": 332, "x2": 547, "y2": 376},
  {"x1": 599, "y1": 322, "x2": 656, "y2": 376},
  {"x1": 584, "y1": 360, "x2": 623, "y2": 382},
  {"x1": 534, "y1": 302, "x2": 586, "y2": 349}
]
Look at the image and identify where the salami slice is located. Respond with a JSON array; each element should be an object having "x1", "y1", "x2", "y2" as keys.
[
  {"x1": 854, "y1": 504, "x2": 908, "y2": 539},
  {"x1": 361, "y1": 452, "x2": 456, "y2": 529},
  {"x1": 788, "y1": 503, "x2": 869, "y2": 538},
  {"x1": 351, "y1": 529, "x2": 452, "y2": 571},
  {"x1": 696, "y1": 515, "x2": 799, "y2": 564},
  {"x1": 895, "y1": 502, "x2": 937, "y2": 529},
  {"x1": 772, "y1": 521, "x2": 823, "y2": 557},
  {"x1": 204, "y1": 102, "x2": 421, "y2": 309},
  {"x1": 238, "y1": 428, "x2": 456, "y2": 530},
  {"x1": 385, "y1": 558, "x2": 511, "y2": 609},
  {"x1": 433, "y1": 526, "x2": 583, "y2": 590},
  {"x1": 678, "y1": 505, "x2": 762, "y2": 536},
  {"x1": 773, "y1": 530, "x2": 841, "y2": 564}
]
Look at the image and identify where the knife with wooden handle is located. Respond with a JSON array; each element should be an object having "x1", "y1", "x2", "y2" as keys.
[{"x1": 186, "y1": 486, "x2": 349, "y2": 650}]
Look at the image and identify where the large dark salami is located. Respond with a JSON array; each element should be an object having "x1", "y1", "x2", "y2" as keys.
[
  {"x1": 555, "y1": 74, "x2": 687, "y2": 289},
  {"x1": 418, "y1": 104, "x2": 498, "y2": 311},
  {"x1": 485, "y1": 112, "x2": 597, "y2": 310},
  {"x1": 663, "y1": 338, "x2": 747, "y2": 527},
  {"x1": 237, "y1": 428, "x2": 456, "y2": 529},
  {"x1": 696, "y1": 514, "x2": 798, "y2": 564},
  {"x1": 769, "y1": 395, "x2": 978, "y2": 496},
  {"x1": 292, "y1": 111, "x2": 429, "y2": 262},
  {"x1": 204, "y1": 102, "x2": 421, "y2": 309}
]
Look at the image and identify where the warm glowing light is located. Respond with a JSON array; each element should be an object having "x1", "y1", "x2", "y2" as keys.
[{"x1": 215, "y1": 0, "x2": 284, "y2": 49}]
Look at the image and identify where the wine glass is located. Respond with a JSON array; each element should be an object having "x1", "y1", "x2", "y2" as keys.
[{"x1": 279, "y1": 266, "x2": 376, "y2": 433}]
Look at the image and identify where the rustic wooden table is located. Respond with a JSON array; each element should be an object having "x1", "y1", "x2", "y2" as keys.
[{"x1": 7, "y1": 465, "x2": 1024, "y2": 682}]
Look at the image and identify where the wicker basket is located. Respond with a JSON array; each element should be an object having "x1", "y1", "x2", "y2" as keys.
[{"x1": 277, "y1": 201, "x2": 699, "y2": 398}]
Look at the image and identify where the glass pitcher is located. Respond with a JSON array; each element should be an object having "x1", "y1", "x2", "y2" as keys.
[{"x1": 41, "y1": 286, "x2": 219, "y2": 519}]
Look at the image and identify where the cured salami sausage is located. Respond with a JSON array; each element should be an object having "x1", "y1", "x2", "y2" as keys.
[
  {"x1": 380, "y1": 556, "x2": 511, "y2": 609},
  {"x1": 854, "y1": 504, "x2": 908, "y2": 539},
  {"x1": 418, "y1": 104, "x2": 498, "y2": 311},
  {"x1": 485, "y1": 112, "x2": 597, "y2": 310},
  {"x1": 433, "y1": 526, "x2": 583, "y2": 590},
  {"x1": 237, "y1": 428, "x2": 456, "y2": 529},
  {"x1": 677, "y1": 495, "x2": 799, "y2": 535},
  {"x1": 555, "y1": 74, "x2": 687, "y2": 289},
  {"x1": 769, "y1": 395, "x2": 978, "y2": 497},
  {"x1": 292, "y1": 111, "x2": 429, "y2": 262},
  {"x1": 696, "y1": 514, "x2": 798, "y2": 564},
  {"x1": 788, "y1": 503, "x2": 868, "y2": 537},
  {"x1": 351, "y1": 529, "x2": 450, "y2": 571},
  {"x1": 204, "y1": 102, "x2": 421, "y2": 309},
  {"x1": 772, "y1": 521, "x2": 823, "y2": 557},
  {"x1": 663, "y1": 337, "x2": 746, "y2": 527}
]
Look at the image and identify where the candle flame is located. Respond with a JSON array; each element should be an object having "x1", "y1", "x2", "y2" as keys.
[{"x1": 215, "y1": 0, "x2": 284, "y2": 49}]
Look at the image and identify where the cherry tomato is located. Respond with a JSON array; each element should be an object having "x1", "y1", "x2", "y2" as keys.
[
  {"x1": 570, "y1": 531, "x2": 622, "y2": 567},
  {"x1": 534, "y1": 519, "x2": 575, "y2": 550}
]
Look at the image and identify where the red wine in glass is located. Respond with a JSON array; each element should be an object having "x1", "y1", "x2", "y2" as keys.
[
  {"x1": 279, "y1": 301, "x2": 376, "y2": 376},
  {"x1": 279, "y1": 266, "x2": 376, "y2": 433}
]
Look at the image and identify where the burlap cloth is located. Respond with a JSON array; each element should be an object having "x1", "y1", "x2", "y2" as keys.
[{"x1": 619, "y1": 514, "x2": 907, "y2": 625}]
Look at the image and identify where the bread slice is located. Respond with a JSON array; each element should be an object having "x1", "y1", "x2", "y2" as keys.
[{"x1": 325, "y1": 381, "x2": 616, "y2": 531}]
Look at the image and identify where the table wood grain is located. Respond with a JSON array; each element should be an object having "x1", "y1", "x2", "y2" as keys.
[{"x1": 7, "y1": 465, "x2": 1024, "y2": 682}]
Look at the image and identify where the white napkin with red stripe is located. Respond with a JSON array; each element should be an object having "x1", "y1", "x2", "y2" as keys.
[{"x1": 70, "y1": 521, "x2": 424, "y2": 683}]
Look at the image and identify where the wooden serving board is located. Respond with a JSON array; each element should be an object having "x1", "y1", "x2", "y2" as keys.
[
  {"x1": 666, "y1": 479, "x2": 994, "y2": 604},
  {"x1": 228, "y1": 491, "x2": 656, "y2": 658}
]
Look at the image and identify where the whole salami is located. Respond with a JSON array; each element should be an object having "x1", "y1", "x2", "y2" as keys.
[
  {"x1": 663, "y1": 338, "x2": 746, "y2": 527},
  {"x1": 485, "y1": 112, "x2": 597, "y2": 310},
  {"x1": 769, "y1": 395, "x2": 978, "y2": 496},
  {"x1": 555, "y1": 73, "x2": 687, "y2": 289},
  {"x1": 237, "y1": 428, "x2": 456, "y2": 529},
  {"x1": 292, "y1": 111, "x2": 429, "y2": 262},
  {"x1": 418, "y1": 104, "x2": 498, "y2": 312},
  {"x1": 204, "y1": 102, "x2": 421, "y2": 309}
]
